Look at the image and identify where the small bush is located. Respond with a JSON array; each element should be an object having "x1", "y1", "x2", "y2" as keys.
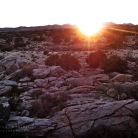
[
  {"x1": 45, "y1": 53, "x2": 81, "y2": 71},
  {"x1": 13, "y1": 67, "x2": 34, "y2": 81},
  {"x1": 57, "y1": 53, "x2": 81, "y2": 71},
  {"x1": 29, "y1": 92, "x2": 71, "y2": 118},
  {"x1": 103, "y1": 55, "x2": 128, "y2": 73},
  {"x1": 86, "y1": 50, "x2": 107, "y2": 68},
  {"x1": 30, "y1": 90, "x2": 43, "y2": 99},
  {"x1": 45, "y1": 54, "x2": 59, "y2": 66}
]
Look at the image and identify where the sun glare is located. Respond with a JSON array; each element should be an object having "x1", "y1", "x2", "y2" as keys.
[{"x1": 77, "y1": 22, "x2": 103, "y2": 36}]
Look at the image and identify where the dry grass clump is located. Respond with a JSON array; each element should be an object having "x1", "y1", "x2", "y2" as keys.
[{"x1": 29, "y1": 92, "x2": 71, "y2": 118}]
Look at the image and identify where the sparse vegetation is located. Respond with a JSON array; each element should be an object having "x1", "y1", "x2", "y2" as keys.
[
  {"x1": 29, "y1": 92, "x2": 71, "y2": 118},
  {"x1": 13, "y1": 66, "x2": 34, "y2": 81},
  {"x1": 45, "y1": 53, "x2": 81, "y2": 71},
  {"x1": 103, "y1": 55, "x2": 128, "y2": 73},
  {"x1": 45, "y1": 54, "x2": 59, "y2": 66},
  {"x1": 57, "y1": 53, "x2": 81, "y2": 71},
  {"x1": 86, "y1": 50, "x2": 107, "y2": 68},
  {"x1": 30, "y1": 89, "x2": 44, "y2": 99}
]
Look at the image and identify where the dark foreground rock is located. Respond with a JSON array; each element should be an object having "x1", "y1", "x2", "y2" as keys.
[{"x1": 4, "y1": 99, "x2": 138, "y2": 138}]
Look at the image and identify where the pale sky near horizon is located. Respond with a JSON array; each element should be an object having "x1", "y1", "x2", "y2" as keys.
[{"x1": 0, "y1": 0, "x2": 138, "y2": 28}]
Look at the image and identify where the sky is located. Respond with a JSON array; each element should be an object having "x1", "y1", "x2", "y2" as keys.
[{"x1": 0, "y1": 0, "x2": 138, "y2": 28}]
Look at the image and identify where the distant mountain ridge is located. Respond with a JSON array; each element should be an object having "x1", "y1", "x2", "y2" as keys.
[{"x1": 0, "y1": 24, "x2": 77, "y2": 32}]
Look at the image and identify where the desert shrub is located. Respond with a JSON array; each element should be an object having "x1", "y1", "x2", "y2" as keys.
[
  {"x1": 45, "y1": 54, "x2": 59, "y2": 66},
  {"x1": 29, "y1": 92, "x2": 71, "y2": 118},
  {"x1": 13, "y1": 67, "x2": 34, "y2": 81},
  {"x1": 57, "y1": 53, "x2": 81, "y2": 71},
  {"x1": 14, "y1": 42, "x2": 27, "y2": 48},
  {"x1": 43, "y1": 50, "x2": 49, "y2": 55},
  {"x1": 103, "y1": 55, "x2": 128, "y2": 73},
  {"x1": 86, "y1": 50, "x2": 107, "y2": 68},
  {"x1": 45, "y1": 53, "x2": 81, "y2": 71},
  {"x1": 1, "y1": 45, "x2": 14, "y2": 52},
  {"x1": 30, "y1": 90, "x2": 44, "y2": 99}
]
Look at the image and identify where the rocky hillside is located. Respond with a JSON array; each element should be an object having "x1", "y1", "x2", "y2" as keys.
[{"x1": 1, "y1": 24, "x2": 138, "y2": 138}]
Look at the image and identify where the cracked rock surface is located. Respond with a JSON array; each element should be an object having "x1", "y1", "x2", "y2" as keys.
[{"x1": 1, "y1": 48, "x2": 138, "y2": 138}]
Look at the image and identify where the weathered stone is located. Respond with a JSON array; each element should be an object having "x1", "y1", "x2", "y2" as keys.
[
  {"x1": 111, "y1": 74, "x2": 132, "y2": 82},
  {"x1": 21, "y1": 110, "x2": 30, "y2": 117},
  {"x1": 33, "y1": 68, "x2": 50, "y2": 79},
  {"x1": 109, "y1": 72, "x2": 121, "y2": 79},
  {"x1": 0, "y1": 72, "x2": 5, "y2": 80},
  {"x1": 55, "y1": 80, "x2": 65, "y2": 88},
  {"x1": 47, "y1": 77, "x2": 57, "y2": 82},
  {"x1": 34, "y1": 79, "x2": 48, "y2": 87},
  {"x1": 0, "y1": 86, "x2": 12, "y2": 96},
  {"x1": 2, "y1": 57, "x2": 18, "y2": 74},
  {"x1": 107, "y1": 88, "x2": 118, "y2": 98},
  {"x1": 52, "y1": 99, "x2": 135, "y2": 137},
  {"x1": 50, "y1": 66, "x2": 67, "y2": 76},
  {"x1": 66, "y1": 77, "x2": 94, "y2": 87},
  {"x1": 93, "y1": 74, "x2": 110, "y2": 83},
  {"x1": 1, "y1": 80, "x2": 17, "y2": 86},
  {"x1": 19, "y1": 77, "x2": 31, "y2": 82},
  {"x1": 68, "y1": 85, "x2": 95, "y2": 94},
  {"x1": 6, "y1": 116, "x2": 57, "y2": 137},
  {"x1": 27, "y1": 82, "x2": 34, "y2": 87},
  {"x1": 66, "y1": 71, "x2": 82, "y2": 78}
]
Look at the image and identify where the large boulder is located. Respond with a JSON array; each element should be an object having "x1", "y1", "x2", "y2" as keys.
[
  {"x1": 5, "y1": 99, "x2": 138, "y2": 137},
  {"x1": 111, "y1": 74, "x2": 132, "y2": 82},
  {"x1": 51, "y1": 99, "x2": 137, "y2": 137}
]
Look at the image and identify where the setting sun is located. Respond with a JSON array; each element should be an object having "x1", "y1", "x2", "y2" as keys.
[{"x1": 77, "y1": 22, "x2": 103, "y2": 36}]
